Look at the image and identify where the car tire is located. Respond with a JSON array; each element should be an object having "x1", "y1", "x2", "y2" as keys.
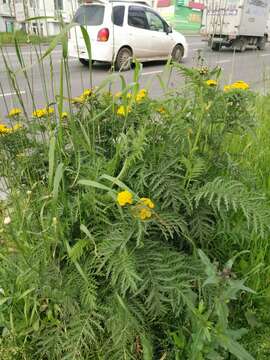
[
  {"x1": 257, "y1": 36, "x2": 267, "y2": 50},
  {"x1": 115, "y1": 47, "x2": 132, "y2": 71},
  {"x1": 79, "y1": 58, "x2": 94, "y2": 67},
  {"x1": 171, "y1": 44, "x2": 184, "y2": 63}
]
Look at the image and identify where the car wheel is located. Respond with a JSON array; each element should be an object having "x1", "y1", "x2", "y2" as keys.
[
  {"x1": 115, "y1": 47, "x2": 132, "y2": 71},
  {"x1": 257, "y1": 36, "x2": 267, "y2": 50},
  {"x1": 79, "y1": 58, "x2": 94, "y2": 67},
  {"x1": 171, "y1": 44, "x2": 184, "y2": 63}
]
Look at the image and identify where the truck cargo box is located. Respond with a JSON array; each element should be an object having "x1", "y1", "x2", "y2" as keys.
[{"x1": 204, "y1": 0, "x2": 269, "y2": 38}]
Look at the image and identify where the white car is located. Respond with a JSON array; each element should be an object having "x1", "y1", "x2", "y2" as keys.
[{"x1": 69, "y1": 0, "x2": 188, "y2": 70}]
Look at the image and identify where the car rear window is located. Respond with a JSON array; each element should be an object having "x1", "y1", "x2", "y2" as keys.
[
  {"x1": 112, "y1": 6, "x2": 125, "y2": 26},
  {"x1": 74, "y1": 5, "x2": 105, "y2": 26}
]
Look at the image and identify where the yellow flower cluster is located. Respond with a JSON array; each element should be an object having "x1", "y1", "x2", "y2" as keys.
[
  {"x1": 115, "y1": 89, "x2": 147, "y2": 103},
  {"x1": 224, "y1": 80, "x2": 249, "y2": 92},
  {"x1": 140, "y1": 198, "x2": 155, "y2": 209},
  {"x1": 206, "y1": 79, "x2": 217, "y2": 87},
  {"x1": 61, "y1": 112, "x2": 68, "y2": 119},
  {"x1": 157, "y1": 106, "x2": 166, "y2": 114},
  {"x1": 136, "y1": 89, "x2": 147, "y2": 102},
  {"x1": 72, "y1": 88, "x2": 93, "y2": 105},
  {"x1": 0, "y1": 123, "x2": 22, "y2": 134},
  {"x1": 117, "y1": 105, "x2": 131, "y2": 117},
  {"x1": 199, "y1": 66, "x2": 209, "y2": 75},
  {"x1": 116, "y1": 191, "x2": 155, "y2": 220},
  {"x1": 8, "y1": 108, "x2": 22, "y2": 117},
  {"x1": 114, "y1": 91, "x2": 132, "y2": 99},
  {"x1": 137, "y1": 197, "x2": 155, "y2": 220},
  {"x1": 82, "y1": 89, "x2": 92, "y2": 98},
  {"x1": 117, "y1": 190, "x2": 133, "y2": 206},
  {"x1": 32, "y1": 107, "x2": 54, "y2": 118}
]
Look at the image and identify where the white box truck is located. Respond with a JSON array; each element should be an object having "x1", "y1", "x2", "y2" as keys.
[{"x1": 201, "y1": 0, "x2": 270, "y2": 51}]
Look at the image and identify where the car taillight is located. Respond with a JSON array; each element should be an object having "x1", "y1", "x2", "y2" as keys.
[{"x1": 97, "y1": 28, "x2": 109, "y2": 42}]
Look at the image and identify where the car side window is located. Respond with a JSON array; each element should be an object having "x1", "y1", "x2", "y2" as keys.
[
  {"x1": 112, "y1": 6, "x2": 125, "y2": 27},
  {"x1": 145, "y1": 10, "x2": 165, "y2": 32},
  {"x1": 128, "y1": 6, "x2": 149, "y2": 30}
]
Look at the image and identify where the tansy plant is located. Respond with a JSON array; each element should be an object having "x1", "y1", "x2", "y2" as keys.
[{"x1": 117, "y1": 190, "x2": 155, "y2": 220}]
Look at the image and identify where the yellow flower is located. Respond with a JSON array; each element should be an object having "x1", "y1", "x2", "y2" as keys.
[
  {"x1": 13, "y1": 123, "x2": 23, "y2": 131},
  {"x1": 139, "y1": 197, "x2": 155, "y2": 209},
  {"x1": 231, "y1": 81, "x2": 249, "y2": 90},
  {"x1": 117, "y1": 190, "x2": 133, "y2": 207},
  {"x1": 136, "y1": 89, "x2": 147, "y2": 102},
  {"x1": 82, "y1": 89, "x2": 92, "y2": 98},
  {"x1": 224, "y1": 81, "x2": 249, "y2": 92},
  {"x1": 139, "y1": 207, "x2": 152, "y2": 220},
  {"x1": 223, "y1": 85, "x2": 231, "y2": 92},
  {"x1": 117, "y1": 105, "x2": 131, "y2": 117},
  {"x1": 0, "y1": 123, "x2": 22, "y2": 134},
  {"x1": 72, "y1": 96, "x2": 85, "y2": 104},
  {"x1": 0, "y1": 123, "x2": 10, "y2": 134},
  {"x1": 32, "y1": 109, "x2": 46, "y2": 118},
  {"x1": 206, "y1": 79, "x2": 217, "y2": 87},
  {"x1": 114, "y1": 92, "x2": 132, "y2": 99},
  {"x1": 61, "y1": 112, "x2": 68, "y2": 119},
  {"x1": 114, "y1": 91, "x2": 122, "y2": 98},
  {"x1": 47, "y1": 107, "x2": 54, "y2": 115},
  {"x1": 157, "y1": 106, "x2": 166, "y2": 114},
  {"x1": 8, "y1": 108, "x2": 22, "y2": 117}
]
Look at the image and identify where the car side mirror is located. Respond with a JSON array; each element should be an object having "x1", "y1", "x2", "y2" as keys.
[{"x1": 166, "y1": 25, "x2": 172, "y2": 34}]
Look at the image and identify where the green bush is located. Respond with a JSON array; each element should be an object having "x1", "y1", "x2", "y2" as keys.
[
  {"x1": 1, "y1": 35, "x2": 270, "y2": 358},
  {"x1": 0, "y1": 31, "x2": 55, "y2": 45}
]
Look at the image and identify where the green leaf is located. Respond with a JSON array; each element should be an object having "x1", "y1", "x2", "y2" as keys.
[
  {"x1": 80, "y1": 25, "x2": 93, "y2": 87},
  {"x1": 32, "y1": 319, "x2": 40, "y2": 331},
  {"x1": 225, "y1": 251, "x2": 249, "y2": 271},
  {"x1": 0, "y1": 297, "x2": 10, "y2": 306},
  {"x1": 18, "y1": 288, "x2": 35, "y2": 300},
  {"x1": 40, "y1": 22, "x2": 76, "y2": 61},
  {"x1": 26, "y1": 16, "x2": 56, "y2": 21},
  {"x1": 78, "y1": 179, "x2": 114, "y2": 193},
  {"x1": 245, "y1": 310, "x2": 261, "y2": 328},
  {"x1": 217, "y1": 334, "x2": 254, "y2": 360},
  {"x1": 48, "y1": 135, "x2": 56, "y2": 188},
  {"x1": 198, "y1": 249, "x2": 219, "y2": 286},
  {"x1": 80, "y1": 224, "x2": 97, "y2": 256},
  {"x1": 100, "y1": 174, "x2": 134, "y2": 193},
  {"x1": 53, "y1": 163, "x2": 64, "y2": 200},
  {"x1": 141, "y1": 335, "x2": 153, "y2": 360}
]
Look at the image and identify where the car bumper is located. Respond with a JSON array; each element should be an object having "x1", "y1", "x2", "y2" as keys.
[{"x1": 69, "y1": 41, "x2": 114, "y2": 63}]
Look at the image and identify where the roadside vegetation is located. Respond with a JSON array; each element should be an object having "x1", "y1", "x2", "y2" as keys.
[
  {"x1": 0, "y1": 30, "x2": 55, "y2": 45},
  {"x1": 1, "y1": 26, "x2": 270, "y2": 359}
]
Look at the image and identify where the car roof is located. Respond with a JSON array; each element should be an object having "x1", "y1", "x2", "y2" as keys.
[{"x1": 81, "y1": 0, "x2": 152, "y2": 7}]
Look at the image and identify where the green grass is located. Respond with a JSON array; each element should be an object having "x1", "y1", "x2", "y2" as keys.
[{"x1": 0, "y1": 31, "x2": 56, "y2": 45}]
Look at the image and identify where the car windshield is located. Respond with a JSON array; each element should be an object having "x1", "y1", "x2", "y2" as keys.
[{"x1": 74, "y1": 5, "x2": 105, "y2": 26}]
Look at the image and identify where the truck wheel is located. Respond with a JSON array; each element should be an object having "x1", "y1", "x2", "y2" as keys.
[
  {"x1": 232, "y1": 39, "x2": 246, "y2": 52},
  {"x1": 257, "y1": 36, "x2": 267, "y2": 50},
  {"x1": 211, "y1": 42, "x2": 221, "y2": 51},
  {"x1": 239, "y1": 40, "x2": 247, "y2": 52}
]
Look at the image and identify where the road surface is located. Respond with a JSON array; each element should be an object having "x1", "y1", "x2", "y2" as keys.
[{"x1": 0, "y1": 35, "x2": 270, "y2": 117}]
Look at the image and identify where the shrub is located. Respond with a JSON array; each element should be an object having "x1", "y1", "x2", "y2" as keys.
[{"x1": 0, "y1": 33, "x2": 269, "y2": 359}]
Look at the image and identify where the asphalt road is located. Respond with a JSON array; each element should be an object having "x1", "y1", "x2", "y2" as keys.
[{"x1": 0, "y1": 35, "x2": 270, "y2": 118}]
